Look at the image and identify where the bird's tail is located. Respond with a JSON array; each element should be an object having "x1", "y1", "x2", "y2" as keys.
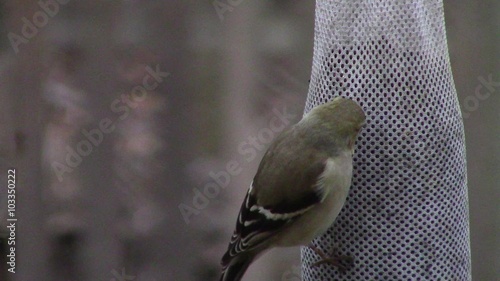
[{"x1": 219, "y1": 254, "x2": 255, "y2": 281}]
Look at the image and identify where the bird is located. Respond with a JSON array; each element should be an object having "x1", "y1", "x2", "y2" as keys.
[{"x1": 219, "y1": 97, "x2": 366, "y2": 281}]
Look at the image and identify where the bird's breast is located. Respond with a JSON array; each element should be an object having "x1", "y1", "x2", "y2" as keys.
[{"x1": 275, "y1": 150, "x2": 353, "y2": 247}]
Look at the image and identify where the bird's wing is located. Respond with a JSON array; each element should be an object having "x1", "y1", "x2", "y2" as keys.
[{"x1": 221, "y1": 157, "x2": 329, "y2": 266}]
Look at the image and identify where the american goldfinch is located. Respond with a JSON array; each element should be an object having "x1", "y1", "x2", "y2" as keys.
[{"x1": 219, "y1": 97, "x2": 366, "y2": 281}]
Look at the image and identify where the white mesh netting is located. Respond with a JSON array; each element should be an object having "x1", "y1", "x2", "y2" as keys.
[{"x1": 301, "y1": 0, "x2": 471, "y2": 280}]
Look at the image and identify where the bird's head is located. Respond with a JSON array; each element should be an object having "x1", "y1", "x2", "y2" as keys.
[{"x1": 304, "y1": 97, "x2": 366, "y2": 150}]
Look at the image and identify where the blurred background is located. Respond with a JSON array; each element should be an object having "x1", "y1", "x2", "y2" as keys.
[{"x1": 0, "y1": 1, "x2": 497, "y2": 281}]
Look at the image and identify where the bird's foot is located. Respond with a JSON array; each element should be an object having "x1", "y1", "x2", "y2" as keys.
[{"x1": 307, "y1": 244, "x2": 353, "y2": 273}]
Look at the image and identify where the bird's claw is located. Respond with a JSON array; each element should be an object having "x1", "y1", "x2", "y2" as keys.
[
  {"x1": 311, "y1": 255, "x2": 353, "y2": 273},
  {"x1": 308, "y1": 244, "x2": 354, "y2": 273}
]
